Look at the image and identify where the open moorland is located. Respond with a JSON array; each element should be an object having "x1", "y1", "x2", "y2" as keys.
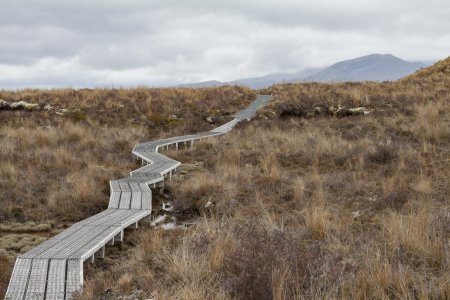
[
  {"x1": 1, "y1": 58, "x2": 449, "y2": 299},
  {"x1": 0, "y1": 86, "x2": 255, "y2": 297}
]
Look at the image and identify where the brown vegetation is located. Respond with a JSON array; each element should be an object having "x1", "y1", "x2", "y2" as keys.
[
  {"x1": 78, "y1": 58, "x2": 449, "y2": 299},
  {"x1": 1, "y1": 58, "x2": 450, "y2": 299},
  {"x1": 0, "y1": 86, "x2": 254, "y2": 222},
  {"x1": 0, "y1": 86, "x2": 255, "y2": 298}
]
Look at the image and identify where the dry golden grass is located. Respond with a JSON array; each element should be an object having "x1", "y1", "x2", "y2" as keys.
[
  {"x1": 74, "y1": 59, "x2": 448, "y2": 299},
  {"x1": 2, "y1": 59, "x2": 450, "y2": 299},
  {"x1": 81, "y1": 90, "x2": 446, "y2": 298},
  {"x1": 303, "y1": 204, "x2": 331, "y2": 240},
  {"x1": 0, "y1": 221, "x2": 52, "y2": 233},
  {"x1": 80, "y1": 221, "x2": 233, "y2": 299},
  {"x1": 0, "y1": 86, "x2": 255, "y2": 127},
  {"x1": 0, "y1": 86, "x2": 255, "y2": 298},
  {"x1": 0, "y1": 86, "x2": 255, "y2": 221},
  {"x1": 382, "y1": 205, "x2": 447, "y2": 270},
  {"x1": 0, "y1": 234, "x2": 48, "y2": 260}
]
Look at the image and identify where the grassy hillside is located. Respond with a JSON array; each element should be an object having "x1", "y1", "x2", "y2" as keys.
[
  {"x1": 77, "y1": 59, "x2": 448, "y2": 299},
  {"x1": 403, "y1": 56, "x2": 450, "y2": 82},
  {"x1": 0, "y1": 86, "x2": 255, "y2": 297},
  {"x1": 1, "y1": 57, "x2": 449, "y2": 299}
]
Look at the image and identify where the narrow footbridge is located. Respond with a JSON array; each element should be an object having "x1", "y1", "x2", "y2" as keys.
[{"x1": 5, "y1": 95, "x2": 271, "y2": 300}]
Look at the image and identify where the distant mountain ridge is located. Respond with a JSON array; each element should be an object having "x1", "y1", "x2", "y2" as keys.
[
  {"x1": 176, "y1": 54, "x2": 429, "y2": 88},
  {"x1": 176, "y1": 80, "x2": 224, "y2": 88},
  {"x1": 305, "y1": 54, "x2": 426, "y2": 82},
  {"x1": 228, "y1": 67, "x2": 323, "y2": 88}
]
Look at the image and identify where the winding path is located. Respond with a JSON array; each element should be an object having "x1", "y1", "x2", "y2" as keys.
[{"x1": 5, "y1": 95, "x2": 272, "y2": 300}]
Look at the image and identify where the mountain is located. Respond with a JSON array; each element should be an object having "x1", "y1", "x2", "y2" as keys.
[
  {"x1": 305, "y1": 54, "x2": 427, "y2": 82},
  {"x1": 229, "y1": 68, "x2": 323, "y2": 89},
  {"x1": 176, "y1": 80, "x2": 225, "y2": 88},
  {"x1": 175, "y1": 68, "x2": 323, "y2": 89},
  {"x1": 175, "y1": 54, "x2": 429, "y2": 88}
]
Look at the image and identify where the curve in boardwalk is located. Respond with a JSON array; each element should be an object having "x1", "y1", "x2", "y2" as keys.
[{"x1": 5, "y1": 95, "x2": 272, "y2": 300}]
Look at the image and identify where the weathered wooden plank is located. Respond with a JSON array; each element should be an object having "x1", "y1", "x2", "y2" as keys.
[
  {"x1": 70, "y1": 227, "x2": 120, "y2": 261},
  {"x1": 118, "y1": 181, "x2": 132, "y2": 209},
  {"x1": 90, "y1": 210, "x2": 145, "y2": 228},
  {"x1": 21, "y1": 226, "x2": 84, "y2": 259},
  {"x1": 141, "y1": 191, "x2": 152, "y2": 210},
  {"x1": 25, "y1": 259, "x2": 49, "y2": 300},
  {"x1": 65, "y1": 259, "x2": 82, "y2": 299},
  {"x1": 108, "y1": 180, "x2": 122, "y2": 209},
  {"x1": 52, "y1": 226, "x2": 110, "y2": 259},
  {"x1": 129, "y1": 181, "x2": 142, "y2": 209},
  {"x1": 32, "y1": 227, "x2": 93, "y2": 259},
  {"x1": 88, "y1": 212, "x2": 124, "y2": 226},
  {"x1": 76, "y1": 210, "x2": 145, "y2": 229},
  {"x1": 100, "y1": 210, "x2": 139, "y2": 227},
  {"x1": 115, "y1": 210, "x2": 150, "y2": 228},
  {"x1": 108, "y1": 191, "x2": 121, "y2": 209},
  {"x1": 73, "y1": 209, "x2": 119, "y2": 227},
  {"x1": 139, "y1": 182, "x2": 152, "y2": 210},
  {"x1": 45, "y1": 259, "x2": 66, "y2": 300},
  {"x1": 5, "y1": 258, "x2": 32, "y2": 300}
]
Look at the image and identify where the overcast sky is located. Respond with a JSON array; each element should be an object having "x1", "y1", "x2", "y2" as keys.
[{"x1": 0, "y1": 0, "x2": 449, "y2": 89}]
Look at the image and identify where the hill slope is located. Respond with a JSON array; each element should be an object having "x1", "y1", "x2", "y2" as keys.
[
  {"x1": 306, "y1": 54, "x2": 426, "y2": 82},
  {"x1": 1, "y1": 58, "x2": 449, "y2": 299},
  {"x1": 175, "y1": 54, "x2": 428, "y2": 88},
  {"x1": 403, "y1": 56, "x2": 450, "y2": 83},
  {"x1": 176, "y1": 80, "x2": 225, "y2": 88},
  {"x1": 229, "y1": 68, "x2": 323, "y2": 88}
]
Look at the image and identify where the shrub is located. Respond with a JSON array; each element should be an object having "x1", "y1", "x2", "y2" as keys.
[
  {"x1": 366, "y1": 144, "x2": 398, "y2": 165},
  {"x1": 223, "y1": 225, "x2": 312, "y2": 300},
  {"x1": 377, "y1": 191, "x2": 410, "y2": 211},
  {"x1": 68, "y1": 109, "x2": 87, "y2": 122}
]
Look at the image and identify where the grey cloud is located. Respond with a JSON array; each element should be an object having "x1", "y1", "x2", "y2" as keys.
[{"x1": 0, "y1": 0, "x2": 449, "y2": 88}]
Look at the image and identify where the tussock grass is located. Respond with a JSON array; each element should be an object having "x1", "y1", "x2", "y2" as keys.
[
  {"x1": 0, "y1": 86, "x2": 255, "y2": 298},
  {"x1": 79, "y1": 59, "x2": 449, "y2": 299},
  {"x1": 0, "y1": 86, "x2": 254, "y2": 222},
  {"x1": 382, "y1": 206, "x2": 447, "y2": 270},
  {"x1": 81, "y1": 79, "x2": 448, "y2": 298},
  {"x1": 2, "y1": 59, "x2": 450, "y2": 299},
  {"x1": 0, "y1": 221, "x2": 52, "y2": 233},
  {"x1": 0, "y1": 234, "x2": 48, "y2": 259}
]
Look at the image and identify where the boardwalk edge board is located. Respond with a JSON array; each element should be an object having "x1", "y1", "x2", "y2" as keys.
[{"x1": 5, "y1": 95, "x2": 271, "y2": 300}]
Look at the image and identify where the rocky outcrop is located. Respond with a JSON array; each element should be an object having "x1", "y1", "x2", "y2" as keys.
[
  {"x1": 278, "y1": 103, "x2": 371, "y2": 118},
  {"x1": 0, "y1": 99, "x2": 40, "y2": 111}
]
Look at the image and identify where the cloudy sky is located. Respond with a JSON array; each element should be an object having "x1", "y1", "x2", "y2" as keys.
[{"x1": 1, "y1": 0, "x2": 449, "y2": 89}]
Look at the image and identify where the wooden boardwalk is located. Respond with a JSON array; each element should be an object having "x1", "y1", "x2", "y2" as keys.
[{"x1": 5, "y1": 95, "x2": 271, "y2": 300}]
